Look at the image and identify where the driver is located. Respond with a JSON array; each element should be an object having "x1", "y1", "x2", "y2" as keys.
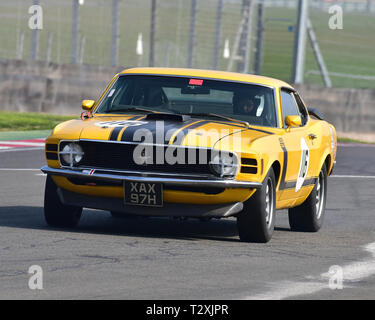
[{"x1": 233, "y1": 93, "x2": 260, "y2": 116}]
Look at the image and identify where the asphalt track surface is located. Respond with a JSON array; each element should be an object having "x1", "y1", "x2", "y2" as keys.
[{"x1": 0, "y1": 144, "x2": 374, "y2": 300}]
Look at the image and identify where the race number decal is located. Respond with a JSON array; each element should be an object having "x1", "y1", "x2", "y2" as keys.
[
  {"x1": 95, "y1": 120, "x2": 147, "y2": 128},
  {"x1": 296, "y1": 138, "x2": 310, "y2": 192}
]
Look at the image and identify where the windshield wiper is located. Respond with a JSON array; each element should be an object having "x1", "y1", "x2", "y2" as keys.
[
  {"x1": 105, "y1": 107, "x2": 157, "y2": 114},
  {"x1": 185, "y1": 113, "x2": 250, "y2": 127}
]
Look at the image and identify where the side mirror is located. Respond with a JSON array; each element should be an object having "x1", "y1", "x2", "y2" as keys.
[
  {"x1": 81, "y1": 99, "x2": 95, "y2": 111},
  {"x1": 308, "y1": 107, "x2": 325, "y2": 120},
  {"x1": 285, "y1": 115, "x2": 301, "y2": 129}
]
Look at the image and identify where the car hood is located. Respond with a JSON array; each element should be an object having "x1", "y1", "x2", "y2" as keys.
[{"x1": 52, "y1": 115, "x2": 272, "y2": 151}]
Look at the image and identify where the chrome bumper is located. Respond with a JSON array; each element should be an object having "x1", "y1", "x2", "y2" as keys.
[{"x1": 41, "y1": 166, "x2": 262, "y2": 189}]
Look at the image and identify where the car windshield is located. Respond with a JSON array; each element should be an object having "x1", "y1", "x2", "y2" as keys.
[{"x1": 95, "y1": 75, "x2": 277, "y2": 127}]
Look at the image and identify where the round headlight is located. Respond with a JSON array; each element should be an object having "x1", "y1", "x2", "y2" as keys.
[
  {"x1": 60, "y1": 143, "x2": 84, "y2": 166},
  {"x1": 209, "y1": 152, "x2": 238, "y2": 177}
]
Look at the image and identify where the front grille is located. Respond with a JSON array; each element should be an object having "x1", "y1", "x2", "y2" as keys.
[{"x1": 71, "y1": 140, "x2": 213, "y2": 176}]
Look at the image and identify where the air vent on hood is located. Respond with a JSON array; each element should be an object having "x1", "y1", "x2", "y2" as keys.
[{"x1": 145, "y1": 113, "x2": 191, "y2": 122}]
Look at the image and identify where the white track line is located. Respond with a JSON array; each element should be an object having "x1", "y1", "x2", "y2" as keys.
[
  {"x1": 0, "y1": 169, "x2": 41, "y2": 171},
  {"x1": 0, "y1": 147, "x2": 44, "y2": 153},
  {"x1": 0, "y1": 141, "x2": 45, "y2": 147},
  {"x1": 245, "y1": 241, "x2": 375, "y2": 300},
  {"x1": 331, "y1": 175, "x2": 375, "y2": 179}
]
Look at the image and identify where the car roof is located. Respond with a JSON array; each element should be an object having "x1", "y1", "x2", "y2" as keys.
[{"x1": 120, "y1": 67, "x2": 294, "y2": 90}]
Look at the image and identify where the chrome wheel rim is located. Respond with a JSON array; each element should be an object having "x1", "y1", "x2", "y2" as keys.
[
  {"x1": 265, "y1": 178, "x2": 274, "y2": 227},
  {"x1": 315, "y1": 170, "x2": 325, "y2": 219}
]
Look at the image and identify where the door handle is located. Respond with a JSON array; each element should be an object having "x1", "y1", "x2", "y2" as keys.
[{"x1": 308, "y1": 133, "x2": 317, "y2": 140}]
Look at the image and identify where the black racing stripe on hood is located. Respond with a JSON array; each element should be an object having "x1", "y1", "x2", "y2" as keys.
[
  {"x1": 109, "y1": 126, "x2": 124, "y2": 141},
  {"x1": 108, "y1": 115, "x2": 144, "y2": 141},
  {"x1": 115, "y1": 117, "x2": 273, "y2": 144},
  {"x1": 120, "y1": 119, "x2": 197, "y2": 144},
  {"x1": 172, "y1": 120, "x2": 210, "y2": 145}
]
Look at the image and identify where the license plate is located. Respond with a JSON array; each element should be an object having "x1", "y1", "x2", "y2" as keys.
[{"x1": 124, "y1": 181, "x2": 163, "y2": 207}]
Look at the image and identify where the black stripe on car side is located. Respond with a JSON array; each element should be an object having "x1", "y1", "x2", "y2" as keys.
[
  {"x1": 108, "y1": 115, "x2": 144, "y2": 141},
  {"x1": 279, "y1": 138, "x2": 288, "y2": 190},
  {"x1": 278, "y1": 137, "x2": 317, "y2": 190},
  {"x1": 281, "y1": 178, "x2": 317, "y2": 190}
]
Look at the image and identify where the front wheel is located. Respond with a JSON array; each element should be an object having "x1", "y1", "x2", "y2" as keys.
[
  {"x1": 288, "y1": 164, "x2": 327, "y2": 232},
  {"x1": 44, "y1": 175, "x2": 82, "y2": 228},
  {"x1": 237, "y1": 168, "x2": 276, "y2": 243}
]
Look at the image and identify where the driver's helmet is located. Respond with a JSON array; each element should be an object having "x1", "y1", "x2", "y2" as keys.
[{"x1": 233, "y1": 92, "x2": 261, "y2": 116}]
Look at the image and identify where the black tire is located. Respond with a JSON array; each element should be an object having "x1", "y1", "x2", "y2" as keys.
[
  {"x1": 237, "y1": 168, "x2": 276, "y2": 243},
  {"x1": 44, "y1": 175, "x2": 82, "y2": 228},
  {"x1": 288, "y1": 164, "x2": 327, "y2": 232}
]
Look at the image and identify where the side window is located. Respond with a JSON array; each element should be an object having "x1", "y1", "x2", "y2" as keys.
[
  {"x1": 293, "y1": 92, "x2": 308, "y2": 125},
  {"x1": 280, "y1": 90, "x2": 299, "y2": 128}
]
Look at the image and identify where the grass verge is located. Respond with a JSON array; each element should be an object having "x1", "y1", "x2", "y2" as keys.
[
  {"x1": 337, "y1": 137, "x2": 375, "y2": 145},
  {"x1": 0, "y1": 111, "x2": 76, "y2": 131}
]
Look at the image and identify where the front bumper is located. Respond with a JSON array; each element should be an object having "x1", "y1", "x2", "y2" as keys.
[
  {"x1": 41, "y1": 166, "x2": 263, "y2": 189},
  {"x1": 41, "y1": 166, "x2": 261, "y2": 217}
]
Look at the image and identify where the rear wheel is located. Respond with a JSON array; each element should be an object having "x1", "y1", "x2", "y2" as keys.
[
  {"x1": 237, "y1": 168, "x2": 276, "y2": 243},
  {"x1": 288, "y1": 164, "x2": 327, "y2": 232},
  {"x1": 44, "y1": 175, "x2": 82, "y2": 228}
]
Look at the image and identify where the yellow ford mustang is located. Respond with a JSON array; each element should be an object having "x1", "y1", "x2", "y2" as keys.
[{"x1": 42, "y1": 67, "x2": 337, "y2": 242}]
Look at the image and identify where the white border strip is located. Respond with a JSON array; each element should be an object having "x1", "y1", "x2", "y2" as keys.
[
  {"x1": 0, "y1": 168, "x2": 41, "y2": 171},
  {"x1": 0, "y1": 141, "x2": 45, "y2": 146},
  {"x1": 331, "y1": 175, "x2": 375, "y2": 179},
  {"x1": 0, "y1": 147, "x2": 44, "y2": 153}
]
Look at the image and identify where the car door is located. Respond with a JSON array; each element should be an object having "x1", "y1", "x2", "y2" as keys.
[
  {"x1": 278, "y1": 89, "x2": 314, "y2": 202},
  {"x1": 293, "y1": 91, "x2": 322, "y2": 179}
]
